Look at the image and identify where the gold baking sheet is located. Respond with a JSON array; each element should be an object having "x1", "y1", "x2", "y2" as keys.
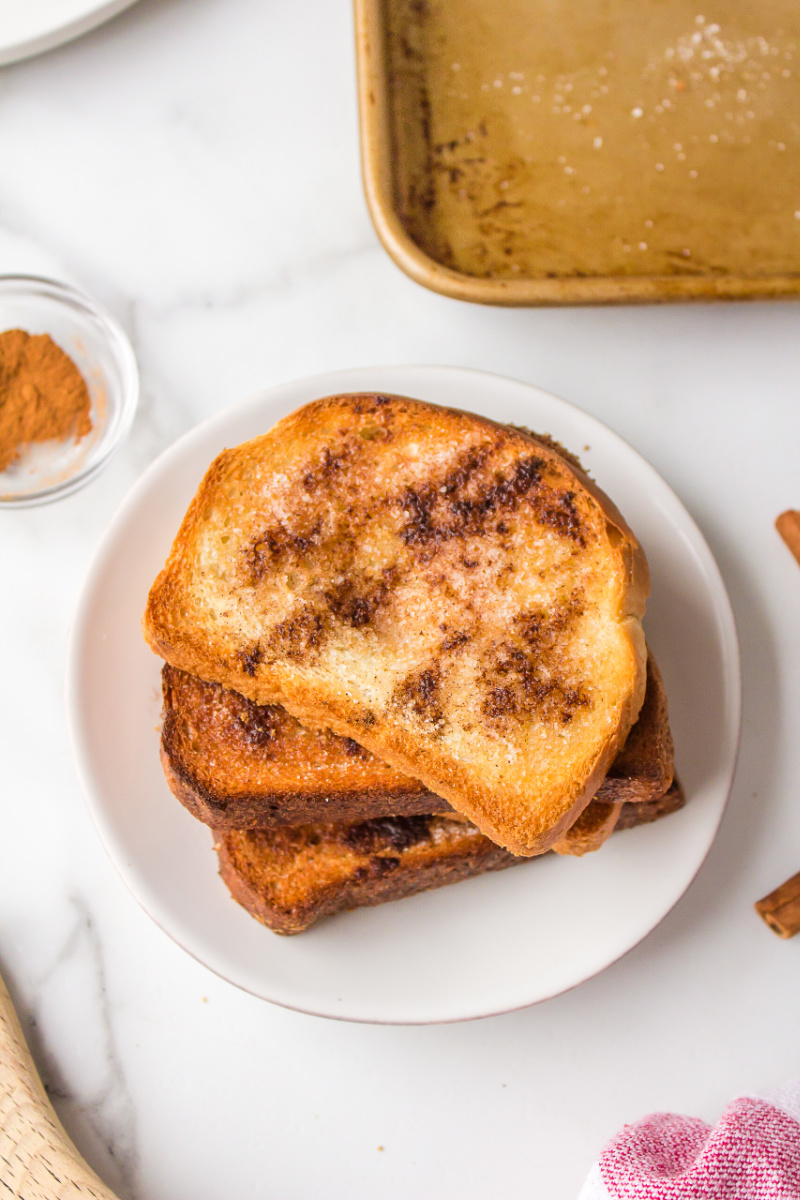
[{"x1": 355, "y1": 0, "x2": 800, "y2": 305}]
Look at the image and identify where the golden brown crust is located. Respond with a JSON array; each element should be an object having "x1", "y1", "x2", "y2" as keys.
[
  {"x1": 160, "y1": 651, "x2": 673, "y2": 830},
  {"x1": 553, "y1": 773, "x2": 685, "y2": 857},
  {"x1": 549, "y1": 656, "x2": 677, "y2": 856},
  {"x1": 552, "y1": 660, "x2": 677, "y2": 855},
  {"x1": 599, "y1": 653, "x2": 674, "y2": 803},
  {"x1": 216, "y1": 816, "x2": 517, "y2": 935},
  {"x1": 145, "y1": 394, "x2": 649, "y2": 855},
  {"x1": 160, "y1": 664, "x2": 443, "y2": 827},
  {"x1": 551, "y1": 799, "x2": 624, "y2": 856},
  {"x1": 614, "y1": 776, "x2": 685, "y2": 830},
  {"x1": 215, "y1": 783, "x2": 686, "y2": 935}
]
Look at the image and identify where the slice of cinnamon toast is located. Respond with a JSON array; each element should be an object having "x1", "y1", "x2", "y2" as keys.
[
  {"x1": 160, "y1": 663, "x2": 436, "y2": 828},
  {"x1": 215, "y1": 782, "x2": 686, "y2": 935},
  {"x1": 160, "y1": 652, "x2": 674, "y2": 830},
  {"x1": 145, "y1": 393, "x2": 650, "y2": 855}
]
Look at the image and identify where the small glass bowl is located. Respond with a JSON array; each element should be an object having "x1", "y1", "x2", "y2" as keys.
[{"x1": 0, "y1": 275, "x2": 139, "y2": 507}]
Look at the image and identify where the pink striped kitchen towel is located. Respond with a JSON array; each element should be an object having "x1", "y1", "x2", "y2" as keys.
[{"x1": 579, "y1": 1080, "x2": 800, "y2": 1199}]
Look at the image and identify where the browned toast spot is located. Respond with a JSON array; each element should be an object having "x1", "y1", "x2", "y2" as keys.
[
  {"x1": 342, "y1": 816, "x2": 433, "y2": 853},
  {"x1": 245, "y1": 520, "x2": 324, "y2": 584},
  {"x1": 481, "y1": 595, "x2": 591, "y2": 727},
  {"x1": 393, "y1": 665, "x2": 444, "y2": 727},
  {"x1": 324, "y1": 567, "x2": 397, "y2": 629},
  {"x1": 267, "y1": 607, "x2": 325, "y2": 662}
]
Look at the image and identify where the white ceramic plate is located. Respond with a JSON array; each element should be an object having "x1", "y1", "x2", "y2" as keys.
[
  {"x1": 67, "y1": 366, "x2": 740, "y2": 1024},
  {"x1": 0, "y1": 0, "x2": 139, "y2": 66}
]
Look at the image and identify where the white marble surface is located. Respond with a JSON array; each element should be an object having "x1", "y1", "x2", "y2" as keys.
[{"x1": 1, "y1": 1, "x2": 799, "y2": 1197}]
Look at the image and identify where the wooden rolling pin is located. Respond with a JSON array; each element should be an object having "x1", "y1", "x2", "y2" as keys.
[{"x1": 0, "y1": 968, "x2": 120, "y2": 1200}]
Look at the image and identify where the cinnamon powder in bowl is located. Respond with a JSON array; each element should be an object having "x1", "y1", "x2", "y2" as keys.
[
  {"x1": 0, "y1": 329, "x2": 93, "y2": 472},
  {"x1": 0, "y1": 276, "x2": 138, "y2": 508}
]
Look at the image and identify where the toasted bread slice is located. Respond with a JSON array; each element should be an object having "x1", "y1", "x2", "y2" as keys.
[
  {"x1": 600, "y1": 654, "x2": 674, "y2": 804},
  {"x1": 160, "y1": 664, "x2": 435, "y2": 827},
  {"x1": 551, "y1": 799, "x2": 624, "y2": 856},
  {"x1": 552, "y1": 767, "x2": 686, "y2": 856},
  {"x1": 145, "y1": 394, "x2": 649, "y2": 855},
  {"x1": 215, "y1": 782, "x2": 685, "y2": 935},
  {"x1": 160, "y1": 651, "x2": 673, "y2": 830}
]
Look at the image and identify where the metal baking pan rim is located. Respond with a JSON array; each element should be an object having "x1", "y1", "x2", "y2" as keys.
[{"x1": 353, "y1": 0, "x2": 800, "y2": 309}]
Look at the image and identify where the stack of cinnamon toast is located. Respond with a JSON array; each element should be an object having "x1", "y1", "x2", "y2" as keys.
[{"x1": 144, "y1": 394, "x2": 683, "y2": 934}]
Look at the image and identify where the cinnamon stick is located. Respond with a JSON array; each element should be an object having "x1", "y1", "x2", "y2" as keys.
[
  {"x1": 755, "y1": 871, "x2": 800, "y2": 938},
  {"x1": 776, "y1": 510, "x2": 800, "y2": 567},
  {"x1": 763, "y1": 518, "x2": 800, "y2": 937}
]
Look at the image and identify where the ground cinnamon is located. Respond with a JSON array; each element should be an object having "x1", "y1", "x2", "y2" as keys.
[{"x1": 0, "y1": 329, "x2": 92, "y2": 473}]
